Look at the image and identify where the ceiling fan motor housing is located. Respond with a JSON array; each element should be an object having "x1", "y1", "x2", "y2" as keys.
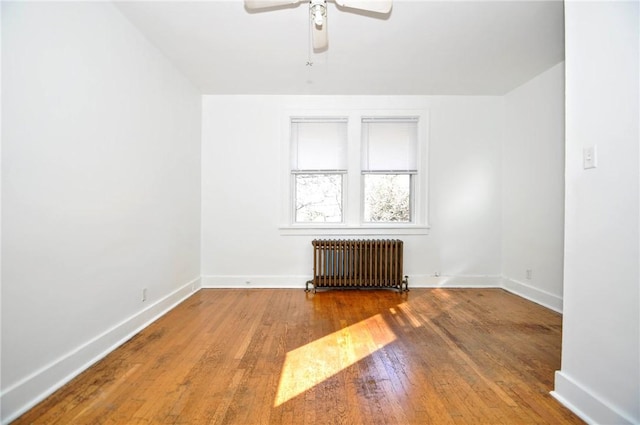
[{"x1": 310, "y1": 0, "x2": 327, "y2": 26}]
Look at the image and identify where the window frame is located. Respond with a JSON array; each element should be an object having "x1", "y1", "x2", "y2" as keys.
[
  {"x1": 360, "y1": 116, "x2": 420, "y2": 224},
  {"x1": 280, "y1": 109, "x2": 430, "y2": 236},
  {"x1": 289, "y1": 116, "x2": 349, "y2": 224}
]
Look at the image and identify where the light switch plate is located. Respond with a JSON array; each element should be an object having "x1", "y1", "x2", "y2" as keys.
[{"x1": 583, "y1": 146, "x2": 597, "y2": 169}]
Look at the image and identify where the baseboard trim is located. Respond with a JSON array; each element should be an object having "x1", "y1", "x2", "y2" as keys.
[
  {"x1": 552, "y1": 371, "x2": 636, "y2": 425},
  {"x1": 0, "y1": 276, "x2": 201, "y2": 425},
  {"x1": 202, "y1": 275, "x2": 310, "y2": 288},
  {"x1": 408, "y1": 274, "x2": 502, "y2": 287},
  {"x1": 500, "y1": 276, "x2": 563, "y2": 313},
  {"x1": 201, "y1": 274, "x2": 502, "y2": 289}
]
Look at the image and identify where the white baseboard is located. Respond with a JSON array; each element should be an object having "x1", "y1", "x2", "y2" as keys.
[
  {"x1": 201, "y1": 274, "x2": 502, "y2": 289},
  {"x1": 500, "y1": 276, "x2": 563, "y2": 313},
  {"x1": 0, "y1": 276, "x2": 201, "y2": 425},
  {"x1": 552, "y1": 371, "x2": 637, "y2": 425},
  {"x1": 202, "y1": 275, "x2": 310, "y2": 288},
  {"x1": 408, "y1": 274, "x2": 502, "y2": 287}
]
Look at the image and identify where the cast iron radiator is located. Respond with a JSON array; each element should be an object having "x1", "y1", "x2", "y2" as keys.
[{"x1": 305, "y1": 239, "x2": 408, "y2": 292}]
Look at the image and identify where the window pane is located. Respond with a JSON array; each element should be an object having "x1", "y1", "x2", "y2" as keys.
[
  {"x1": 363, "y1": 174, "x2": 411, "y2": 222},
  {"x1": 295, "y1": 174, "x2": 343, "y2": 223}
]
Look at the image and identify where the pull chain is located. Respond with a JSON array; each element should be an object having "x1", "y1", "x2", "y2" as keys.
[{"x1": 306, "y1": 4, "x2": 313, "y2": 66}]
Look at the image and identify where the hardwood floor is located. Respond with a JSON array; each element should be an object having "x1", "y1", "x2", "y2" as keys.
[{"x1": 14, "y1": 288, "x2": 584, "y2": 424}]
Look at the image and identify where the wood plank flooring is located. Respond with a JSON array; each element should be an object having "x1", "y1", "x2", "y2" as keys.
[{"x1": 14, "y1": 288, "x2": 584, "y2": 424}]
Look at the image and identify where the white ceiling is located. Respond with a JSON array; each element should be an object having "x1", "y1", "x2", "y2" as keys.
[{"x1": 115, "y1": 0, "x2": 565, "y2": 95}]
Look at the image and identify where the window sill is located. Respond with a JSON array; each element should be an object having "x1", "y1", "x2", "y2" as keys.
[{"x1": 279, "y1": 224, "x2": 430, "y2": 236}]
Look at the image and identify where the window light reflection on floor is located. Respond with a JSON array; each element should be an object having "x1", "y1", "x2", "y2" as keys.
[{"x1": 274, "y1": 313, "x2": 397, "y2": 407}]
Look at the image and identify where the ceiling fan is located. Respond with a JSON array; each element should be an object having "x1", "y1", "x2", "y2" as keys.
[{"x1": 244, "y1": 0, "x2": 392, "y2": 50}]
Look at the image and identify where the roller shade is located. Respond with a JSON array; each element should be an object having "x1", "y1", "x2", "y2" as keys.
[
  {"x1": 361, "y1": 117, "x2": 418, "y2": 173},
  {"x1": 291, "y1": 117, "x2": 348, "y2": 172}
]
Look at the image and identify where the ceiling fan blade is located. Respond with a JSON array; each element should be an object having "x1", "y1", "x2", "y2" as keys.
[
  {"x1": 334, "y1": 0, "x2": 392, "y2": 14},
  {"x1": 312, "y1": 20, "x2": 328, "y2": 50},
  {"x1": 244, "y1": 0, "x2": 301, "y2": 10}
]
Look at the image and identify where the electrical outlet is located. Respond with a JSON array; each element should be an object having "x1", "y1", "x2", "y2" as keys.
[
  {"x1": 526, "y1": 269, "x2": 532, "y2": 280},
  {"x1": 142, "y1": 288, "x2": 147, "y2": 302}
]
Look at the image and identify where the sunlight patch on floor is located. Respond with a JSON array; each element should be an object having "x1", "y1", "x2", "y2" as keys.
[
  {"x1": 274, "y1": 313, "x2": 396, "y2": 407},
  {"x1": 396, "y1": 303, "x2": 423, "y2": 328}
]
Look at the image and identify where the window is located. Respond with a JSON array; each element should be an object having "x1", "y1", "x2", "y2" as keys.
[
  {"x1": 283, "y1": 110, "x2": 428, "y2": 235},
  {"x1": 290, "y1": 118, "x2": 347, "y2": 223},
  {"x1": 361, "y1": 117, "x2": 418, "y2": 223}
]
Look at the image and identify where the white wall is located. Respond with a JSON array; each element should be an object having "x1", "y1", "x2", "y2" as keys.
[
  {"x1": 502, "y1": 62, "x2": 566, "y2": 312},
  {"x1": 201, "y1": 95, "x2": 504, "y2": 288},
  {"x1": 552, "y1": 1, "x2": 639, "y2": 424},
  {"x1": 1, "y1": 2, "x2": 201, "y2": 422}
]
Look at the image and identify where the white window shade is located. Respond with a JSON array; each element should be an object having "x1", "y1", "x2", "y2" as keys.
[
  {"x1": 361, "y1": 117, "x2": 418, "y2": 172},
  {"x1": 291, "y1": 118, "x2": 348, "y2": 171}
]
